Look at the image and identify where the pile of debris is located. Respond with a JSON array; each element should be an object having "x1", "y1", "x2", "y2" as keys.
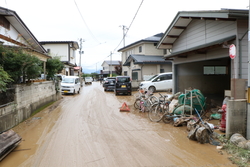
[
  {"x1": 0, "y1": 129, "x2": 22, "y2": 161},
  {"x1": 164, "y1": 89, "x2": 221, "y2": 145}
]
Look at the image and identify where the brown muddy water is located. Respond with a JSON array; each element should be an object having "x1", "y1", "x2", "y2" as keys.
[{"x1": 0, "y1": 82, "x2": 236, "y2": 167}]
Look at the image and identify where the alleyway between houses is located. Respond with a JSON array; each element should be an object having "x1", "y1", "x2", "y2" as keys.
[{"x1": 0, "y1": 82, "x2": 236, "y2": 167}]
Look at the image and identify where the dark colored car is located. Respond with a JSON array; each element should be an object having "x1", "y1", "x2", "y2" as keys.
[
  {"x1": 115, "y1": 76, "x2": 132, "y2": 95},
  {"x1": 103, "y1": 77, "x2": 116, "y2": 91}
]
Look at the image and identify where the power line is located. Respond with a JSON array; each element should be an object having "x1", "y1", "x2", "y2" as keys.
[
  {"x1": 81, "y1": 0, "x2": 144, "y2": 72},
  {"x1": 74, "y1": 0, "x2": 101, "y2": 44},
  {"x1": 113, "y1": 0, "x2": 144, "y2": 52}
]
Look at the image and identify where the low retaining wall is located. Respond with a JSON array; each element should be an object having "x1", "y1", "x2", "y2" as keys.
[{"x1": 0, "y1": 81, "x2": 61, "y2": 132}]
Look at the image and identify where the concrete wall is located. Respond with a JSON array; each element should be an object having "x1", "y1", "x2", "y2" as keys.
[
  {"x1": 226, "y1": 99, "x2": 247, "y2": 138},
  {"x1": 0, "y1": 81, "x2": 61, "y2": 132}
]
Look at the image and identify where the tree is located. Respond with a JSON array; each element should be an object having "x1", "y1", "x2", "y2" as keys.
[
  {"x1": 0, "y1": 66, "x2": 13, "y2": 92},
  {"x1": 46, "y1": 56, "x2": 64, "y2": 80},
  {"x1": 114, "y1": 61, "x2": 122, "y2": 75},
  {"x1": 1, "y1": 46, "x2": 42, "y2": 83}
]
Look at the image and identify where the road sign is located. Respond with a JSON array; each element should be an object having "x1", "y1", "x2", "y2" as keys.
[{"x1": 229, "y1": 44, "x2": 236, "y2": 59}]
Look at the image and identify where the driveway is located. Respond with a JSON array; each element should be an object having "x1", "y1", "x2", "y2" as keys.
[{"x1": 0, "y1": 82, "x2": 236, "y2": 167}]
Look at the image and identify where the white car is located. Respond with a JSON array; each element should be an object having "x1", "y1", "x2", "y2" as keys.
[{"x1": 139, "y1": 72, "x2": 173, "y2": 92}]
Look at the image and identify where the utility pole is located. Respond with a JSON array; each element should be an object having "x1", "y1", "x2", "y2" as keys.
[
  {"x1": 79, "y1": 38, "x2": 84, "y2": 86},
  {"x1": 110, "y1": 51, "x2": 112, "y2": 77},
  {"x1": 120, "y1": 25, "x2": 128, "y2": 47}
]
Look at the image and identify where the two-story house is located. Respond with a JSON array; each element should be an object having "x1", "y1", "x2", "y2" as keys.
[
  {"x1": 118, "y1": 33, "x2": 172, "y2": 87},
  {"x1": 101, "y1": 60, "x2": 121, "y2": 77},
  {"x1": 0, "y1": 7, "x2": 50, "y2": 75},
  {"x1": 40, "y1": 41, "x2": 79, "y2": 76}
]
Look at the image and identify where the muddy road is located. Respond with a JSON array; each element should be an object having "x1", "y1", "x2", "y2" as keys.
[{"x1": 1, "y1": 82, "x2": 236, "y2": 167}]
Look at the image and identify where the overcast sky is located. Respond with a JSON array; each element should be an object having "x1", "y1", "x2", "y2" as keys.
[{"x1": 0, "y1": 0, "x2": 249, "y2": 73}]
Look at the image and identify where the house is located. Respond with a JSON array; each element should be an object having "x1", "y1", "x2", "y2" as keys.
[
  {"x1": 0, "y1": 7, "x2": 50, "y2": 74},
  {"x1": 157, "y1": 9, "x2": 249, "y2": 138},
  {"x1": 0, "y1": 6, "x2": 61, "y2": 133},
  {"x1": 40, "y1": 41, "x2": 79, "y2": 76},
  {"x1": 74, "y1": 66, "x2": 82, "y2": 76},
  {"x1": 118, "y1": 33, "x2": 172, "y2": 87},
  {"x1": 101, "y1": 60, "x2": 121, "y2": 77}
]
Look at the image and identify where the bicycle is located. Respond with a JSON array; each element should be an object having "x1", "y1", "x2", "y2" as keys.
[
  {"x1": 134, "y1": 89, "x2": 158, "y2": 112},
  {"x1": 148, "y1": 93, "x2": 171, "y2": 122}
]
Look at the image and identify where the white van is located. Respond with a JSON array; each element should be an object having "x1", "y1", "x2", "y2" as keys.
[
  {"x1": 139, "y1": 72, "x2": 172, "y2": 92},
  {"x1": 61, "y1": 76, "x2": 80, "y2": 94}
]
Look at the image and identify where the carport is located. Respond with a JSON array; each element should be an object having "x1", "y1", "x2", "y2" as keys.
[{"x1": 167, "y1": 36, "x2": 235, "y2": 101}]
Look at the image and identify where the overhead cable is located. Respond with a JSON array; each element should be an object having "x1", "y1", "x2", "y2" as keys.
[
  {"x1": 113, "y1": 0, "x2": 144, "y2": 52},
  {"x1": 74, "y1": 0, "x2": 101, "y2": 44}
]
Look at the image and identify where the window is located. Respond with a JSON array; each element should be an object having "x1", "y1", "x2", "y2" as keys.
[
  {"x1": 132, "y1": 72, "x2": 138, "y2": 80},
  {"x1": 139, "y1": 46, "x2": 142, "y2": 53},
  {"x1": 203, "y1": 66, "x2": 227, "y2": 75},
  {"x1": 160, "y1": 69, "x2": 164, "y2": 73},
  {"x1": 124, "y1": 71, "x2": 127, "y2": 76}
]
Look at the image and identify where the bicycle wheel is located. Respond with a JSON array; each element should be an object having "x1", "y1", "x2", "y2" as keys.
[
  {"x1": 162, "y1": 115, "x2": 172, "y2": 124},
  {"x1": 149, "y1": 95, "x2": 159, "y2": 104},
  {"x1": 148, "y1": 103, "x2": 165, "y2": 122},
  {"x1": 134, "y1": 99, "x2": 141, "y2": 109}
]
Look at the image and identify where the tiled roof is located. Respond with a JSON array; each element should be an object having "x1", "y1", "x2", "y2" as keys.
[
  {"x1": 118, "y1": 33, "x2": 164, "y2": 52},
  {"x1": 123, "y1": 54, "x2": 171, "y2": 66}
]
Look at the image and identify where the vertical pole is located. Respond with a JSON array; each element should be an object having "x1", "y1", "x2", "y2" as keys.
[
  {"x1": 79, "y1": 38, "x2": 83, "y2": 86},
  {"x1": 43, "y1": 61, "x2": 46, "y2": 80},
  {"x1": 247, "y1": 1, "x2": 250, "y2": 139},
  {"x1": 110, "y1": 52, "x2": 112, "y2": 77},
  {"x1": 123, "y1": 25, "x2": 126, "y2": 47}
]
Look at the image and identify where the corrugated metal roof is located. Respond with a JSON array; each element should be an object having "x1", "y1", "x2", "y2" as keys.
[{"x1": 157, "y1": 9, "x2": 248, "y2": 50}]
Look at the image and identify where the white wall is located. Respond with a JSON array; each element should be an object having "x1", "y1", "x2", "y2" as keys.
[
  {"x1": 0, "y1": 24, "x2": 30, "y2": 47},
  {"x1": 42, "y1": 43, "x2": 68, "y2": 61}
]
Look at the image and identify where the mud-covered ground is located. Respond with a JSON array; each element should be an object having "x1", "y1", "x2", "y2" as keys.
[{"x1": 0, "y1": 82, "x2": 236, "y2": 167}]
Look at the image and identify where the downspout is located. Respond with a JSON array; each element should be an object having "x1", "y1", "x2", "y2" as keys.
[{"x1": 239, "y1": 29, "x2": 248, "y2": 79}]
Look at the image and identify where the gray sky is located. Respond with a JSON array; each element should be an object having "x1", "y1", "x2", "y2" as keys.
[{"x1": 0, "y1": 0, "x2": 249, "y2": 73}]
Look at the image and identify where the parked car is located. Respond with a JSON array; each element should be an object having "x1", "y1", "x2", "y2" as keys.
[
  {"x1": 103, "y1": 77, "x2": 116, "y2": 91},
  {"x1": 55, "y1": 74, "x2": 65, "y2": 81},
  {"x1": 85, "y1": 77, "x2": 93, "y2": 84},
  {"x1": 139, "y1": 72, "x2": 172, "y2": 92},
  {"x1": 61, "y1": 76, "x2": 80, "y2": 94},
  {"x1": 115, "y1": 76, "x2": 132, "y2": 95}
]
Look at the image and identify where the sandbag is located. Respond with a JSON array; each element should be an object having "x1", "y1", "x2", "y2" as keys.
[
  {"x1": 230, "y1": 133, "x2": 246, "y2": 145},
  {"x1": 195, "y1": 127, "x2": 209, "y2": 144},
  {"x1": 187, "y1": 125, "x2": 199, "y2": 141}
]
